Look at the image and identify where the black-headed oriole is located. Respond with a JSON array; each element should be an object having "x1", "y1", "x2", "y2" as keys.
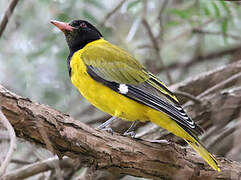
[{"x1": 51, "y1": 19, "x2": 220, "y2": 171}]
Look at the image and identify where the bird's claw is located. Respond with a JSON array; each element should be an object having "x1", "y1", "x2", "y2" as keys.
[
  {"x1": 103, "y1": 127, "x2": 114, "y2": 134},
  {"x1": 97, "y1": 126, "x2": 114, "y2": 135},
  {"x1": 123, "y1": 131, "x2": 136, "y2": 138}
]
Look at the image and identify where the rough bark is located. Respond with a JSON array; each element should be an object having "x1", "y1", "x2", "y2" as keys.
[
  {"x1": 129, "y1": 61, "x2": 241, "y2": 147},
  {"x1": 0, "y1": 91, "x2": 238, "y2": 179},
  {"x1": 1, "y1": 61, "x2": 241, "y2": 179},
  {"x1": 171, "y1": 59, "x2": 241, "y2": 103}
]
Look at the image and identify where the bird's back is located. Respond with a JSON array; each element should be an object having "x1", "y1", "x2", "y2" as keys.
[{"x1": 69, "y1": 39, "x2": 150, "y2": 121}]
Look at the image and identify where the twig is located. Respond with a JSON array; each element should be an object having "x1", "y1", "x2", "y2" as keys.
[
  {"x1": 157, "y1": 0, "x2": 168, "y2": 38},
  {"x1": 141, "y1": 2, "x2": 173, "y2": 84},
  {"x1": 0, "y1": 0, "x2": 19, "y2": 38},
  {"x1": 174, "y1": 91, "x2": 201, "y2": 104},
  {"x1": 192, "y1": 29, "x2": 241, "y2": 41},
  {"x1": 142, "y1": 18, "x2": 172, "y2": 84},
  {"x1": 1, "y1": 67, "x2": 241, "y2": 178},
  {"x1": 11, "y1": 159, "x2": 33, "y2": 165},
  {"x1": 37, "y1": 122, "x2": 64, "y2": 180},
  {"x1": 157, "y1": 45, "x2": 241, "y2": 73},
  {"x1": 141, "y1": 19, "x2": 159, "y2": 54},
  {"x1": 137, "y1": 19, "x2": 213, "y2": 51},
  {"x1": 101, "y1": 0, "x2": 126, "y2": 26},
  {"x1": 2, "y1": 157, "x2": 74, "y2": 180},
  {"x1": 76, "y1": 167, "x2": 120, "y2": 180},
  {"x1": 206, "y1": 121, "x2": 237, "y2": 149},
  {"x1": 0, "y1": 108, "x2": 16, "y2": 176},
  {"x1": 198, "y1": 72, "x2": 241, "y2": 99}
]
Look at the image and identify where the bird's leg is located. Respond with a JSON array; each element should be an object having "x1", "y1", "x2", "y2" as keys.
[
  {"x1": 96, "y1": 116, "x2": 117, "y2": 134},
  {"x1": 123, "y1": 121, "x2": 138, "y2": 138}
]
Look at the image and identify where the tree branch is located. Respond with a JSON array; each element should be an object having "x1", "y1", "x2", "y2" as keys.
[
  {"x1": 101, "y1": 0, "x2": 126, "y2": 26},
  {"x1": 174, "y1": 91, "x2": 201, "y2": 104},
  {"x1": 2, "y1": 157, "x2": 74, "y2": 180},
  {"x1": 0, "y1": 82, "x2": 241, "y2": 179},
  {"x1": 0, "y1": 108, "x2": 16, "y2": 176},
  {"x1": 192, "y1": 28, "x2": 241, "y2": 41},
  {"x1": 171, "y1": 59, "x2": 241, "y2": 103},
  {"x1": 158, "y1": 45, "x2": 241, "y2": 73},
  {"x1": 1, "y1": 60, "x2": 241, "y2": 179},
  {"x1": 142, "y1": 16, "x2": 173, "y2": 84},
  {"x1": 141, "y1": 0, "x2": 172, "y2": 84},
  {"x1": 0, "y1": 0, "x2": 19, "y2": 37}
]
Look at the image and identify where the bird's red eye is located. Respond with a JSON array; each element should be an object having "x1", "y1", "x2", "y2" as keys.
[{"x1": 80, "y1": 22, "x2": 87, "y2": 28}]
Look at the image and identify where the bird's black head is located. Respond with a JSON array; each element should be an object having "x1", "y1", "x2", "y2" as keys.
[{"x1": 51, "y1": 19, "x2": 102, "y2": 53}]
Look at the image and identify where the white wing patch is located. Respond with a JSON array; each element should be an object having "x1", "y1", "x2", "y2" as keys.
[{"x1": 119, "y1": 84, "x2": 128, "y2": 94}]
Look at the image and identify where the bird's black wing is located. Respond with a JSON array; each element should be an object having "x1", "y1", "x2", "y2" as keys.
[{"x1": 87, "y1": 66, "x2": 204, "y2": 136}]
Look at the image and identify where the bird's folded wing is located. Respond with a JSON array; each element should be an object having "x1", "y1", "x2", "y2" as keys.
[
  {"x1": 81, "y1": 42, "x2": 149, "y2": 85},
  {"x1": 81, "y1": 42, "x2": 204, "y2": 136}
]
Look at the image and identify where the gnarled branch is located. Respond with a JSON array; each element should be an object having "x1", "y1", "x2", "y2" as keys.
[{"x1": 1, "y1": 61, "x2": 241, "y2": 179}]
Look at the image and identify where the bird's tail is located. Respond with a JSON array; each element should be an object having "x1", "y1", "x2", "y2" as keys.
[
  {"x1": 185, "y1": 139, "x2": 220, "y2": 171},
  {"x1": 148, "y1": 111, "x2": 220, "y2": 171}
]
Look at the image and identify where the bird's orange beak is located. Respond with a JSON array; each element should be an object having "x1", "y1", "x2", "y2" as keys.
[{"x1": 50, "y1": 20, "x2": 74, "y2": 32}]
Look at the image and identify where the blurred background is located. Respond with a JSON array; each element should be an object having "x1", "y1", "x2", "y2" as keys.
[{"x1": 1, "y1": 0, "x2": 241, "y2": 179}]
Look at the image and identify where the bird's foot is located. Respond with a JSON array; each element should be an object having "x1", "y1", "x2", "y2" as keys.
[
  {"x1": 96, "y1": 124, "x2": 114, "y2": 135},
  {"x1": 101, "y1": 126, "x2": 114, "y2": 135},
  {"x1": 96, "y1": 116, "x2": 116, "y2": 134},
  {"x1": 123, "y1": 131, "x2": 136, "y2": 138},
  {"x1": 123, "y1": 121, "x2": 138, "y2": 138}
]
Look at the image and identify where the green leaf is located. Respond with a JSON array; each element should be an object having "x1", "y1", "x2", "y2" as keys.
[
  {"x1": 219, "y1": 0, "x2": 231, "y2": 16},
  {"x1": 170, "y1": 9, "x2": 190, "y2": 19},
  {"x1": 166, "y1": 20, "x2": 180, "y2": 27},
  {"x1": 212, "y1": 2, "x2": 220, "y2": 18},
  {"x1": 221, "y1": 18, "x2": 228, "y2": 33},
  {"x1": 203, "y1": 5, "x2": 211, "y2": 17},
  {"x1": 221, "y1": 18, "x2": 229, "y2": 44},
  {"x1": 127, "y1": 0, "x2": 141, "y2": 10}
]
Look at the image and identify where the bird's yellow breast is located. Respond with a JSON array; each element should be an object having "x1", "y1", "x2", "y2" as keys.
[
  {"x1": 70, "y1": 40, "x2": 197, "y2": 140},
  {"x1": 70, "y1": 46, "x2": 149, "y2": 122}
]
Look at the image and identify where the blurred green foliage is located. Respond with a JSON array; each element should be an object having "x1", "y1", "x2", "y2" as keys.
[
  {"x1": 1, "y1": 1, "x2": 241, "y2": 179},
  {"x1": 0, "y1": 0, "x2": 241, "y2": 120}
]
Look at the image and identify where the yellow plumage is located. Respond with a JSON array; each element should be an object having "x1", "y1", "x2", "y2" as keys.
[
  {"x1": 70, "y1": 38, "x2": 220, "y2": 171},
  {"x1": 51, "y1": 18, "x2": 220, "y2": 171},
  {"x1": 70, "y1": 42, "x2": 148, "y2": 120}
]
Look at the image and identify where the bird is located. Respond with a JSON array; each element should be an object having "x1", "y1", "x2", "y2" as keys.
[{"x1": 51, "y1": 19, "x2": 220, "y2": 171}]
